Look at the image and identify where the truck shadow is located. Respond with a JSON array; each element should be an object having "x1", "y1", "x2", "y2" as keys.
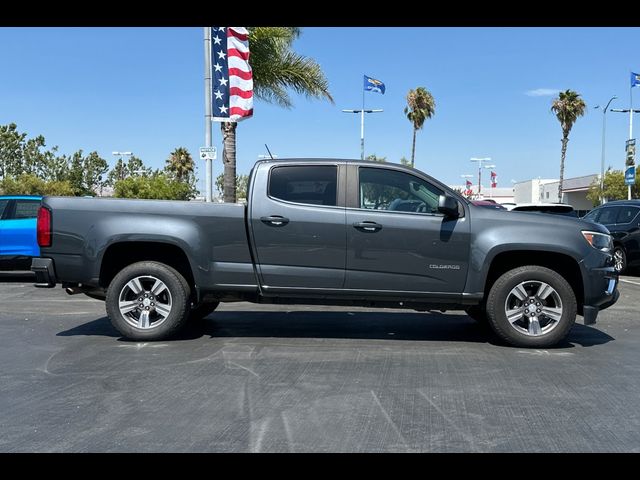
[
  {"x1": 57, "y1": 310, "x2": 614, "y2": 348},
  {"x1": 0, "y1": 271, "x2": 36, "y2": 283}
]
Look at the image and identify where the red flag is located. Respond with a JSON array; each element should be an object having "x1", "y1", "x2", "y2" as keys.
[
  {"x1": 466, "y1": 180, "x2": 472, "y2": 188},
  {"x1": 491, "y1": 171, "x2": 497, "y2": 188}
]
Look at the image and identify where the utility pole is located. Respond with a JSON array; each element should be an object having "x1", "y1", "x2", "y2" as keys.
[
  {"x1": 203, "y1": 27, "x2": 213, "y2": 202},
  {"x1": 470, "y1": 157, "x2": 492, "y2": 197},
  {"x1": 342, "y1": 108, "x2": 383, "y2": 160},
  {"x1": 611, "y1": 108, "x2": 640, "y2": 201},
  {"x1": 594, "y1": 96, "x2": 617, "y2": 204}
]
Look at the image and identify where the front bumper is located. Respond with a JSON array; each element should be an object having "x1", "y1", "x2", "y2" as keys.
[
  {"x1": 580, "y1": 252, "x2": 619, "y2": 325},
  {"x1": 31, "y1": 257, "x2": 57, "y2": 288}
]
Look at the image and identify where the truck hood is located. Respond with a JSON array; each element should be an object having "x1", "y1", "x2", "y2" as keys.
[{"x1": 470, "y1": 205, "x2": 611, "y2": 235}]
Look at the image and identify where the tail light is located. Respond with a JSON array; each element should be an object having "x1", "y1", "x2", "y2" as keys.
[{"x1": 37, "y1": 206, "x2": 52, "y2": 247}]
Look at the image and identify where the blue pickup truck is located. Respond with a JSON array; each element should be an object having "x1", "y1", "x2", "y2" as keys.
[{"x1": 0, "y1": 195, "x2": 41, "y2": 270}]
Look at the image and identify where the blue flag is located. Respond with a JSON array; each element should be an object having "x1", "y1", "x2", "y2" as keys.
[
  {"x1": 631, "y1": 72, "x2": 640, "y2": 88},
  {"x1": 364, "y1": 75, "x2": 385, "y2": 94}
]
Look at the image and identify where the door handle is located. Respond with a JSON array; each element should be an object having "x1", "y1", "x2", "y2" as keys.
[
  {"x1": 353, "y1": 221, "x2": 382, "y2": 232},
  {"x1": 261, "y1": 215, "x2": 290, "y2": 226}
]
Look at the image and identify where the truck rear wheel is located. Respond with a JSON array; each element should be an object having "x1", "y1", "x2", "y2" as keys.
[
  {"x1": 486, "y1": 265, "x2": 577, "y2": 348},
  {"x1": 106, "y1": 261, "x2": 190, "y2": 341}
]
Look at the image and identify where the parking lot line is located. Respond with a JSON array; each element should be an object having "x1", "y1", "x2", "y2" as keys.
[{"x1": 619, "y1": 278, "x2": 640, "y2": 287}]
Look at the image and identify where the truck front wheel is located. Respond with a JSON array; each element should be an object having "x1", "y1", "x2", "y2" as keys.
[
  {"x1": 486, "y1": 265, "x2": 577, "y2": 348},
  {"x1": 106, "y1": 261, "x2": 190, "y2": 341}
]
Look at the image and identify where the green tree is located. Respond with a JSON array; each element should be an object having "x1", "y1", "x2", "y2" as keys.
[
  {"x1": 0, "y1": 173, "x2": 74, "y2": 196},
  {"x1": 0, "y1": 123, "x2": 54, "y2": 179},
  {"x1": 67, "y1": 150, "x2": 109, "y2": 196},
  {"x1": 551, "y1": 89, "x2": 586, "y2": 201},
  {"x1": 165, "y1": 147, "x2": 194, "y2": 183},
  {"x1": 0, "y1": 123, "x2": 27, "y2": 179},
  {"x1": 107, "y1": 155, "x2": 151, "y2": 186},
  {"x1": 399, "y1": 156, "x2": 411, "y2": 166},
  {"x1": 220, "y1": 27, "x2": 333, "y2": 203},
  {"x1": 404, "y1": 87, "x2": 436, "y2": 168},
  {"x1": 587, "y1": 168, "x2": 640, "y2": 205},
  {"x1": 216, "y1": 173, "x2": 249, "y2": 200},
  {"x1": 114, "y1": 172, "x2": 196, "y2": 201},
  {"x1": 365, "y1": 154, "x2": 386, "y2": 163},
  {"x1": 40, "y1": 148, "x2": 71, "y2": 182}
]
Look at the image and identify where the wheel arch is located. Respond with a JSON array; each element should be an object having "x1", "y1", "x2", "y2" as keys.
[
  {"x1": 484, "y1": 250, "x2": 584, "y2": 311},
  {"x1": 99, "y1": 241, "x2": 196, "y2": 295}
]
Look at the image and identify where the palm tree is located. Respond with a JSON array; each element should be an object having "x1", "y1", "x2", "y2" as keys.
[
  {"x1": 404, "y1": 87, "x2": 435, "y2": 168},
  {"x1": 221, "y1": 27, "x2": 334, "y2": 203},
  {"x1": 165, "y1": 147, "x2": 194, "y2": 182},
  {"x1": 551, "y1": 90, "x2": 586, "y2": 201}
]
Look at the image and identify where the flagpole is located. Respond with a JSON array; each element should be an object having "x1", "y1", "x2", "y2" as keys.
[
  {"x1": 361, "y1": 84, "x2": 365, "y2": 160},
  {"x1": 204, "y1": 27, "x2": 213, "y2": 203}
]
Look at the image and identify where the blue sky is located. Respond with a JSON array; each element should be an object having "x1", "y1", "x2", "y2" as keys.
[{"x1": 1, "y1": 27, "x2": 639, "y2": 193}]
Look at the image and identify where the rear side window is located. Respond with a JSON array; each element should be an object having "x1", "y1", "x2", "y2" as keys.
[
  {"x1": 268, "y1": 165, "x2": 338, "y2": 206},
  {"x1": 597, "y1": 207, "x2": 619, "y2": 225},
  {"x1": 13, "y1": 200, "x2": 40, "y2": 219},
  {"x1": 616, "y1": 206, "x2": 640, "y2": 224},
  {"x1": 0, "y1": 199, "x2": 9, "y2": 219}
]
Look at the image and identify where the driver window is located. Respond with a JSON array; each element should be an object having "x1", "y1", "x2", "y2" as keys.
[{"x1": 358, "y1": 167, "x2": 443, "y2": 214}]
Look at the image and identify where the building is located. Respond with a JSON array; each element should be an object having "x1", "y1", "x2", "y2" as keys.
[
  {"x1": 448, "y1": 184, "x2": 515, "y2": 203},
  {"x1": 513, "y1": 174, "x2": 598, "y2": 215},
  {"x1": 540, "y1": 174, "x2": 598, "y2": 213},
  {"x1": 513, "y1": 179, "x2": 557, "y2": 203}
]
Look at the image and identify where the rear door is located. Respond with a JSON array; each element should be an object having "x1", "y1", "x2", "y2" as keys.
[
  {"x1": 249, "y1": 163, "x2": 347, "y2": 291},
  {"x1": 1, "y1": 198, "x2": 40, "y2": 256}
]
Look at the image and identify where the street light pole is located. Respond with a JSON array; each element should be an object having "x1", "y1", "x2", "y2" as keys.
[
  {"x1": 342, "y1": 108, "x2": 383, "y2": 160},
  {"x1": 203, "y1": 27, "x2": 213, "y2": 203},
  {"x1": 611, "y1": 107, "x2": 640, "y2": 200},
  {"x1": 595, "y1": 96, "x2": 617, "y2": 205},
  {"x1": 470, "y1": 157, "x2": 491, "y2": 197}
]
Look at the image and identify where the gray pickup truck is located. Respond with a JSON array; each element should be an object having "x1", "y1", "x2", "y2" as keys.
[{"x1": 31, "y1": 159, "x2": 619, "y2": 347}]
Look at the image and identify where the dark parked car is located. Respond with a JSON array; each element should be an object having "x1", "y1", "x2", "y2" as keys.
[
  {"x1": 582, "y1": 200, "x2": 640, "y2": 273},
  {"x1": 0, "y1": 195, "x2": 41, "y2": 270}
]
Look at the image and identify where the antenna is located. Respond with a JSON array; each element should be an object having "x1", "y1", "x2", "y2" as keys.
[{"x1": 265, "y1": 144, "x2": 274, "y2": 160}]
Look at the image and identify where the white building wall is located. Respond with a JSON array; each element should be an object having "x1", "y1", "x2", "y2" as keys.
[{"x1": 514, "y1": 179, "x2": 558, "y2": 203}]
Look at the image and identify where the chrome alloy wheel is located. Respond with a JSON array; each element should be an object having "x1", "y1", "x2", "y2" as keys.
[
  {"x1": 118, "y1": 275, "x2": 173, "y2": 329},
  {"x1": 613, "y1": 249, "x2": 625, "y2": 273},
  {"x1": 504, "y1": 281, "x2": 563, "y2": 337}
]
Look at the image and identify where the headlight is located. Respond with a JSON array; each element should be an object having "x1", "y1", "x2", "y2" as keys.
[{"x1": 581, "y1": 231, "x2": 612, "y2": 252}]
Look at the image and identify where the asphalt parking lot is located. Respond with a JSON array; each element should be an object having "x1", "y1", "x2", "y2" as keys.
[{"x1": 1, "y1": 271, "x2": 639, "y2": 452}]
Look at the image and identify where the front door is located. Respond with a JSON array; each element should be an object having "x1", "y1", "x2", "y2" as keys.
[
  {"x1": 345, "y1": 165, "x2": 470, "y2": 295},
  {"x1": 249, "y1": 163, "x2": 346, "y2": 291}
]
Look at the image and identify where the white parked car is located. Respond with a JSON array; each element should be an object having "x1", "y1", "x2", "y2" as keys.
[{"x1": 506, "y1": 203, "x2": 577, "y2": 217}]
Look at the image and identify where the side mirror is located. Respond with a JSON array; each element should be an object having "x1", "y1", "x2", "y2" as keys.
[{"x1": 437, "y1": 194, "x2": 460, "y2": 218}]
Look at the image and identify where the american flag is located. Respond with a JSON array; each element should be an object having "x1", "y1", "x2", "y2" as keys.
[
  {"x1": 490, "y1": 171, "x2": 497, "y2": 188},
  {"x1": 211, "y1": 27, "x2": 253, "y2": 122}
]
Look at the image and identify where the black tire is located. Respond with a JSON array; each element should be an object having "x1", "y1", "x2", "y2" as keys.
[
  {"x1": 486, "y1": 265, "x2": 577, "y2": 348},
  {"x1": 189, "y1": 302, "x2": 220, "y2": 322},
  {"x1": 105, "y1": 261, "x2": 190, "y2": 341},
  {"x1": 613, "y1": 246, "x2": 627, "y2": 274},
  {"x1": 465, "y1": 305, "x2": 487, "y2": 324}
]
